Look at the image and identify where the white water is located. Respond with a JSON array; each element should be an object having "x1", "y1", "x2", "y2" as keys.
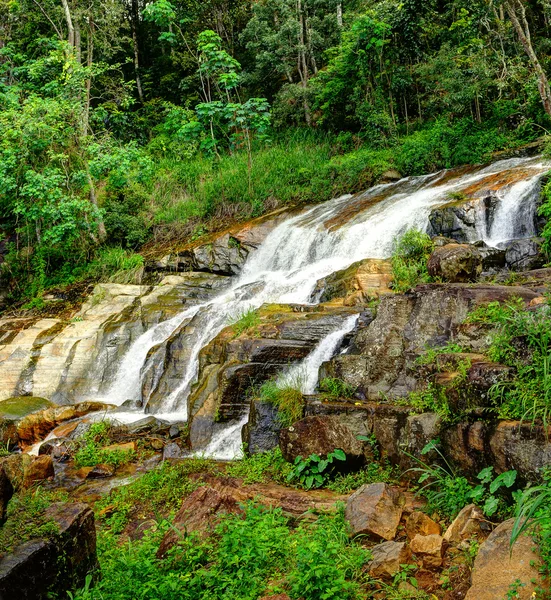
[{"x1": 100, "y1": 156, "x2": 549, "y2": 451}]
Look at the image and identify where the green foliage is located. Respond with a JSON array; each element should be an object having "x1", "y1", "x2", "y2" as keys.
[
  {"x1": 0, "y1": 487, "x2": 68, "y2": 555},
  {"x1": 74, "y1": 421, "x2": 135, "y2": 470},
  {"x1": 287, "y1": 449, "x2": 347, "y2": 490},
  {"x1": 95, "y1": 458, "x2": 214, "y2": 534},
  {"x1": 391, "y1": 229, "x2": 434, "y2": 293},
  {"x1": 226, "y1": 447, "x2": 292, "y2": 484},
  {"x1": 511, "y1": 470, "x2": 551, "y2": 578},
  {"x1": 404, "y1": 384, "x2": 452, "y2": 422},
  {"x1": 538, "y1": 176, "x2": 551, "y2": 259},
  {"x1": 407, "y1": 440, "x2": 517, "y2": 519},
  {"x1": 71, "y1": 503, "x2": 368, "y2": 600},
  {"x1": 228, "y1": 307, "x2": 261, "y2": 337},
  {"x1": 467, "y1": 299, "x2": 551, "y2": 425},
  {"x1": 319, "y1": 377, "x2": 357, "y2": 399},
  {"x1": 258, "y1": 379, "x2": 304, "y2": 427}
]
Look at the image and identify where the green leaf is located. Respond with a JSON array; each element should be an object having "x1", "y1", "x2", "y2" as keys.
[
  {"x1": 483, "y1": 495, "x2": 499, "y2": 517},
  {"x1": 332, "y1": 449, "x2": 346, "y2": 461},
  {"x1": 490, "y1": 470, "x2": 517, "y2": 493}
]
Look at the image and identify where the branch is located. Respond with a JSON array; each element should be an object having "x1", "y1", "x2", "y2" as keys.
[{"x1": 32, "y1": 0, "x2": 63, "y2": 39}]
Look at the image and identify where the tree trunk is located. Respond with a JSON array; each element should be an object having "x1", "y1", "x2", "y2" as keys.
[
  {"x1": 297, "y1": 0, "x2": 311, "y2": 125},
  {"x1": 337, "y1": 3, "x2": 343, "y2": 27},
  {"x1": 61, "y1": 0, "x2": 75, "y2": 47},
  {"x1": 131, "y1": 0, "x2": 144, "y2": 103},
  {"x1": 505, "y1": 0, "x2": 551, "y2": 117}
]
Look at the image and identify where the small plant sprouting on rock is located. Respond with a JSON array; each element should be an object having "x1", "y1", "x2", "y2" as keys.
[
  {"x1": 258, "y1": 379, "x2": 304, "y2": 427},
  {"x1": 74, "y1": 421, "x2": 135, "y2": 470},
  {"x1": 228, "y1": 307, "x2": 261, "y2": 338},
  {"x1": 286, "y1": 449, "x2": 347, "y2": 489},
  {"x1": 319, "y1": 377, "x2": 357, "y2": 400}
]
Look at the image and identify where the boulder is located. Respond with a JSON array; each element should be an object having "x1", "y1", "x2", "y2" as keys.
[
  {"x1": 162, "y1": 442, "x2": 184, "y2": 460},
  {"x1": 504, "y1": 237, "x2": 546, "y2": 271},
  {"x1": 405, "y1": 511, "x2": 441, "y2": 540},
  {"x1": 279, "y1": 415, "x2": 364, "y2": 466},
  {"x1": 86, "y1": 464, "x2": 116, "y2": 479},
  {"x1": 410, "y1": 534, "x2": 445, "y2": 569},
  {"x1": 23, "y1": 455, "x2": 54, "y2": 487},
  {"x1": 242, "y1": 399, "x2": 281, "y2": 454},
  {"x1": 0, "y1": 502, "x2": 98, "y2": 600},
  {"x1": 465, "y1": 518, "x2": 547, "y2": 600},
  {"x1": 345, "y1": 483, "x2": 404, "y2": 540},
  {"x1": 443, "y1": 504, "x2": 486, "y2": 544},
  {"x1": 367, "y1": 541, "x2": 412, "y2": 580},
  {"x1": 0, "y1": 397, "x2": 52, "y2": 420},
  {"x1": 427, "y1": 244, "x2": 482, "y2": 283},
  {"x1": 428, "y1": 195, "x2": 498, "y2": 242}
]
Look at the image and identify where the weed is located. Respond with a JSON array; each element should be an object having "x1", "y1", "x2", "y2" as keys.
[
  {"x1": 226, "y1": 447, "x2": 292, "y2": 484},
  {"x1": 287, "y1": 449, "x2": 347, "y2": 489},
  {"x1": 74, "y1": 421, "x2": 135, "y2": 469},
  {"x1": 257, "y1": 379, "x2": 304, "y2": 427},
  {"x1": 228, "y1": 307, "x2": 261, "y2": 338}
]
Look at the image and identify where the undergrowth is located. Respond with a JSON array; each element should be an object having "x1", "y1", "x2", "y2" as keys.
[
  {"x1": 257, "y1": 379, "x2": 304, "y2": 427},
  {"x1": 226, "y1": 447, "x2": 292, "y2": 484},
  {"x1": 390, "y1": 229, "x2": 434, "y2": 293},
  {"x1": 74, "y1": 422, "x2": 135, "y2": 470}
]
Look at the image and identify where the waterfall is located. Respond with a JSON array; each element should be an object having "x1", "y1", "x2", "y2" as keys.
[{"x1": 103, "y1": 155, "x2": 549, "y2": 431}]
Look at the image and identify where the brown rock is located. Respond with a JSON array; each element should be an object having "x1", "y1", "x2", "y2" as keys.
[
  {"x1": 465, "y1": 519, "x2": 547, "y2": 599},
  {"x1": 279, "y1": 415, "x2": 364, "y2": 466},
  {"x1": 368, "y1": 541, "x2": 412, "y2": 579},
  {"x1": 443, "y1": 504, "x2": 486, "y2": 544},
  {"x1": 410, "y1": 534, "x2": 445, "y2": 569},
  {"x1": 405, "y1": 511, "x2": 441, "y2": 539},
  {"x1": 23, "y1": 455, "x2": 54, "y2": 487},
  {"x1": 428, "y1": 244, "x2": 482, "y2": 283},
  {"x1": 103, "y1": 441, "x2": 137, "y2": 453},
  {"x1": 345, "y1": 483, "x2": 404, "y2": 540}
]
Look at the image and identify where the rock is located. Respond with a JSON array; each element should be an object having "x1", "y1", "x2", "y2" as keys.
[
  {"x1": 103, "y1": 441, "x2": 137, "y2": 453},
  {"x1": 465, "y1": 518, "x2": 547, "y2": 600},
  {"x1": 259, "y1": 595, "x2": 291, "y2": 600},
  {"x1": 38, "y1": 439, "x2": 71, "y2": 461},
  {"x1": 157, "y1": 484, "x2": 245, "y2": 556},
  {"x1": 0, "y1": 502, "x2": 98, "y2": 600},
  {"x1": 345, "y1": 483, "x2": 404, "y2": 540},
  {"x1": 427, "y1": 244, "x2": 482, "y2": 283},
  {"x1": 443, "y1": 505, "x2": 486, "y2": 544},
  {"x1": 410, "y1": 534, "x2": 445, "y2": 569},
  {"x1": 162, "y1": 442, "x2": 183, "y2": 460},
  {"x1": 504, "y1": 237, "x2": 545, "y2": 271},
  {"x1": 242, "y1": 399, "x2": 281, "y2": 454},
  {"x1": 367, "y1": 541, "x2": 412, "y2": 580},
  {"x1": 279, "y1": 415, "x2": 364, "y2": 467},
  {"x1": 86, "y1": 464, "x2": 116, "y2": 479},
  {"x1": 428, "y1": 195, "x2": 497, "y2": 242},
  {"x1": 0, "y1": 467, "x2": 13, "y2": 522},
  {"x1": 0, "y1": 397, "x2": 52, "y2": 420},
  {"x1": 124, "y1": 416, "x2": 166, "y2": 435},
  {"x1": 405, "y1": 511, "x2": 441, "y2": 539},
  {"x1": 168, "y1": 424, "x2": 180, "y2": 438},
  {"x1": 472, "y1": 241, "x2": 506, "y2": 271},
  {"x1": 23, "y1": 455, "x2": 54, "y2": 487}
]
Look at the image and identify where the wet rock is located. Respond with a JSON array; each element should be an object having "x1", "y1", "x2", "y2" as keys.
[
  {"x1": 410, "y1": 534, "x2": 445, "y2": 569},
  {"x1": 504, "y1": 237, "x2": 545, "y2": 271},
  {"x1": 345, "y1": 483, "x2": 404, "y2": 540},
  {"x1": 427, "y1": 244, "x2": 482, "y2": 283},
  {"x1": 23, "y1": 455, "x2": 54, "y2": 487},
  {"x1": 0, "y1": 467, "x2": 13, "y2": 522},
  {"x1": 428, "y1": 195, "x2": 497, "y2": 242},
  {"x1": 0, "y1": 502, "x2": 98, "y2": 600},
  {"x1": 162, "y1": 442, "x2": 183, "y2": 460},
  {"x1": 38, "y1": 439, "x2": 71, "y2": 461},
  {"x1": 367, "y1": 541, "x2": 412, "y2": 579},
  {"x1": 405, "y1": 511, "x2": 441, "y2": 540},
  {"x1": 124, "y1": 416, "x2": 166, "y2": 435},
  {"x1": 242, "y1": 399, "x2": 281, "y2": 454},
  {"x1": 279, "y1": 415, "x2": 364, "y2": 466},
  {"x1": 311, "y1": 259, "x2": 394, "y2": 304},
  {"x1": 169, "y1": 424, "x2": 180, "y2": 438},
  {"x1": 0, "y1": 396, "x2": 52, "y2": 420},
  {"x1": 443, "y1": 505, "x2": 486, "y2": 544},
  {"x1": 465, "y1": 518, "x2": 547, "y2": 600},
  {"x1": 472, "y1": 241, "x2": 506, "y2": 271}
]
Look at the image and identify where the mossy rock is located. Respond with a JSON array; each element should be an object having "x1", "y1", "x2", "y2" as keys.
[{"x1": 0, "y1": 397, "x2": 53, "y2": 420}]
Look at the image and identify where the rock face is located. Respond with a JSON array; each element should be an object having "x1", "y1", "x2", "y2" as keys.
[
  {"x1": 242, "y1": 399, "x2": 281, "y2": 454},
  {"x1": 0, "y1": 502, "x2": 98, "y2": 600},
  {"x1": 465, "y1": 518, "x2": 547, "y2": 600},
  {"x1": 279, "y1": 415, "x2": 364, "y2": 466},
  {"x1": 0, "y1": 275, "x2": 228, "y2": 403},
  {"x1": 427, "y1": 244, "x2": 482, "y2": 283},
  {"x1": 367, "y1": 541, "x2": 412, "y2": 579},
  {"x1": 345, "y1": 483, "x2": 404, "y2": 540},
  {"x1": 504, "y1": 237, "x2": 546, "y2": 271}
]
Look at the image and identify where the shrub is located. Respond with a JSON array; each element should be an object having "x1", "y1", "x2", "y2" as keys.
[
  {"x1": 390, "y1": 229, "x2": 434, "y2": 293},
  {"x1": 286, "y1": 450, "x2": 347, "y2": 489},
  {"x1": 74, "y1": 421, "x2": 135, "y2": 470}
]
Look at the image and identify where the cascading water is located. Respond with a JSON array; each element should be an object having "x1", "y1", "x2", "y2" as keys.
[{"x1": 101, "y1": 155, "x2": 549, "y2": 457}]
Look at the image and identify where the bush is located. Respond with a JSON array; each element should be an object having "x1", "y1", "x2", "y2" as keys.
[
  {"x1": 391, "y1": 229, "x2": 434, "y2": 293},
  {"x1": 226, "y1": 448, "x2": 292, "y2": 484},
  {"x1": 258, "y1": 379, "x2": 304, "y2": 427},
  {"x1": 74, "y1": 422, "x2": 135, "y2": 470}
]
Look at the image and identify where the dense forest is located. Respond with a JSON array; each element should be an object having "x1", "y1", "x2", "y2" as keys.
[{"x1": 2, "y1": 0, "x2": 551, "y2": 305}]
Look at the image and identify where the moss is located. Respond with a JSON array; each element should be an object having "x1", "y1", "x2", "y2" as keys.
[{"x1": 0, "y1": 396, "x2": 52, "y2": 420}]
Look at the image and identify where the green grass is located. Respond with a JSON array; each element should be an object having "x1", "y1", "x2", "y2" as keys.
[
  {"x1": 95, "y1": 458, "x2": 215, "y2": 534},
  {"x1": 257, "y1": 379, "x2": 304, "y2": 427},
  {"x1": 73, "y1": 422, "x2": 135, "y2": 470},
  {"x1": 0, "y1": 487, "x2": 68, "y2": 556},
  {"x1": 228, "y1": 307, "x2": 261, "y2": 338},
  {"x1": 327, "y1": 462, "x2": 399, "y2": 493},
  {"x1": 226, "y1": 448, "x2": 292, "y2": 484},
  {"x1": 319, "y1": 377, "x2": 357, "y2": 400}
]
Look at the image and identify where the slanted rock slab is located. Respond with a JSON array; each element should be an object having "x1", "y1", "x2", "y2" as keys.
[
  {"x1": 443, "y1": 504, "x2": 487, "y2": 544},
  {"x1": 405, "y1": 511, "x2": 441, "y2": 539},
  {"x1": 410, "y1": 533, "x2": 445, "y2": 569},
  {"x1": 465, "y1": 518, "x2": 547, "y2": 599},
  {"x1": 345, "y1": 483, "x2": 404, "y2": 540}
]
